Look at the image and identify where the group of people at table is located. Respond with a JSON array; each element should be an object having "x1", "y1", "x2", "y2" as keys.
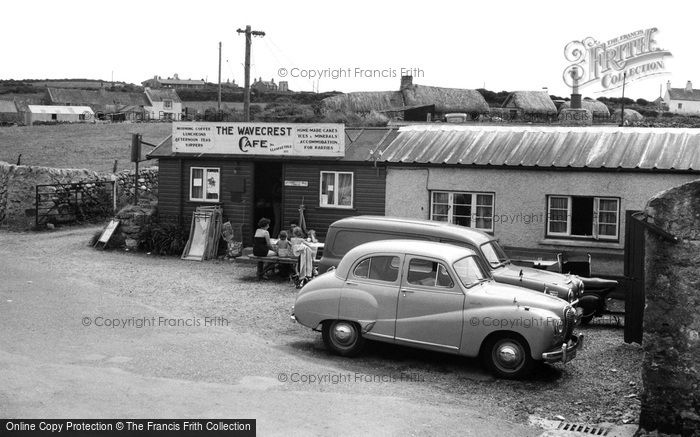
[{"x1": 253, "y1": 218, "x2": 319, "y2": 286}]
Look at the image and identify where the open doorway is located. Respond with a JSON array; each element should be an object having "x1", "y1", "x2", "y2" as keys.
[{"x1": 254, "y1": 162, "x2": 283, "y2": 238}]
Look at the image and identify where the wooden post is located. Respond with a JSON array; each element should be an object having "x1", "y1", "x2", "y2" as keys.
[{"x1": 236, "y1": 25, "x2": 265, "y2": 122}]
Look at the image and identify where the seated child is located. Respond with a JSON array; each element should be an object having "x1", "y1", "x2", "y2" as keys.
[
  {"x1": 306, "y1": 229, "x2": 318, "y2": 243},
  {"x1": 276, "y1": 231, "x2": 293, "y2": 257},
  {"x1": 290, "y1": 227, "x2": 315, "y2": 288}
]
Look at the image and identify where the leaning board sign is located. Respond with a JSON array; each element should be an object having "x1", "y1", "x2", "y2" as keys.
[{"x1": 172, "y1": 122, "x2": 344, "y2": 157}]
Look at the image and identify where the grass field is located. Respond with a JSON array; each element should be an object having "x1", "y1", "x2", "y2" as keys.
[{"x1": 0, "y1": 123, "x2": 173, "y2": 173}]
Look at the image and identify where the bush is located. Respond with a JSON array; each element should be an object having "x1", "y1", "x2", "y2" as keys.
[{"x1": 140, "y1": 222, "x2": 188, "y2": 256}]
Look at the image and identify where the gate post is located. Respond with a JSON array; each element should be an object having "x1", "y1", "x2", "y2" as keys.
[{"x1": 639, "y1": 179, "x2": 700, "y2": 435}]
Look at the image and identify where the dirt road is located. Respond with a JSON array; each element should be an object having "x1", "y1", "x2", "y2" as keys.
[{"x1": 0, "y1": 227, "x2": 542, "y2": 436}]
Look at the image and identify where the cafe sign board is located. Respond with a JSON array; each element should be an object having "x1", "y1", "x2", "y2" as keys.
[{"x1": 172, "y1": 122, "x2": 345, "y2": 157}]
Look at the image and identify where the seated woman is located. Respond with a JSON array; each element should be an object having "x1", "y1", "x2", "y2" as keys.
[{"x1": 253, "y1": 217, "x2": 277, "y2": 257}]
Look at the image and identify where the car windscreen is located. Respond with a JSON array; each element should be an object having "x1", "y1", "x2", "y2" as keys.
[
  {"x1": 453, "y1": 256, "x2": 490, "y2": 288},
  {"x1": 480, "y1": 241, "x2": 510, "y2": 268}
]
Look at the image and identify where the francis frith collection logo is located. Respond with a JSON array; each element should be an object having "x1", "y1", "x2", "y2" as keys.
[{"x1": 563, "y1": 28, "x2": 672, "y2": 92}]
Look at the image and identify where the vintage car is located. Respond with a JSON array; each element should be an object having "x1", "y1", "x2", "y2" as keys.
[
  {"x1": 317, "y1": 216, "x2": 619, "y2": 319},
  {"x1": 292, "y1": 240, "x2": 583, "y2": 379}
]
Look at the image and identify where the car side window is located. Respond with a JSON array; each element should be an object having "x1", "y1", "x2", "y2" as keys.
[
  {"x1": 353, "y1": 256, "x2": 400, "y2": 283},
  {"x1": 407, "y1": 258, "x2": 454, "y2": 288}
]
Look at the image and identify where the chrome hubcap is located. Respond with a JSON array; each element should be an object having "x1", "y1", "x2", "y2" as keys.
[
  {"x1": 332, "y1": 323, "x2": 356, "y2": 346},
  {"x1": 495, "y1": 342, "x2": 523, "y2": 369}
]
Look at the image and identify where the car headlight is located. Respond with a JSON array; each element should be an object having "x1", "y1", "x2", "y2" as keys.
[{"x1": 551, "y1": 317, "x2": 564, "y2": 345}]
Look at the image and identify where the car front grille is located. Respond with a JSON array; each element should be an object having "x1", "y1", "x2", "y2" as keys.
[{"x1": 564, "y1": 307, "x2": 575, "y2": 341}]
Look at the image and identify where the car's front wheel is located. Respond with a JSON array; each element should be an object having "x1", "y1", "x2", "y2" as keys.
[
  {"x1": 482, "y1": 333, "x2": 535, "y2": 379},
  {"x1": 322, "y1": 320, "x2": 365, "y2": 357}
]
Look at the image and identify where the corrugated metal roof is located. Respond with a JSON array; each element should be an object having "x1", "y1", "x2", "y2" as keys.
[
  {"x1": 379, "y1": 125, "x2": 700, "y2": 171},
  {"x1": 27, "y1": 105, "x2": 94, "y2": 115}
]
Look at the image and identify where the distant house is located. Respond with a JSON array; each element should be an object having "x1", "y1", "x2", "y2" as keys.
[
  {"x1": 664, "y1": 80, "x2": 700, "y2": 114},
  {"x1": 252, "y1": 77, "x2": 278, "y2": 92},
  {"x1": 45, "y1": 87, "x2": 149, "y2": 120},
  {"x1": 144, "y1": 88, "x2": 182, "y2": 120},
  {"x1": 501, "y1": 90, "x2": 557, "y2": 118},
  {"x1": 0, "y1": 100, "x2": 22, "y2": 124},
  {"x1": 141, "y1": 74, "x2": 206, "y2": 89},
  {"x1": 26, "y1": 105, "x2": 94, "y2": 124},
  {"x1": 320, "y1": 76, "x2": 489, "y2": 121}
]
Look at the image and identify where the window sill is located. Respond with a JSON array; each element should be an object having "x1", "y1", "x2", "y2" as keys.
[
  {"x1": 539, "y1": 238, "x2": 622, "y2": 250},
  {"x1": 319, "y1": 206, "x2": 354, "y2": 210},
  {"x1": 188, "y1": 199, "x2": 221, "y2": 203}
]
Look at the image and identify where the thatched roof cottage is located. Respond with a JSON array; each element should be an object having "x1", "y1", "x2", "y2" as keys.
[
  {"x1": 320, "y1": 76, "x2": 489, "y2": 121},
  {"x1": 559, "y1": 98, "x2": 610, "y2": 118},
  {"x1": 501, "y1": 90, "x2": 557, "y2": 116},
  {"x1": 320, "y1": 90, "x2": 404, "y2": 114}
]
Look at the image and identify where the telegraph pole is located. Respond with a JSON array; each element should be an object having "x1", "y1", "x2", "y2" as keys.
[
  {"x1": 236, "y1": 25, "x2": 265, "y2": 121},
  {"x1": 619, "y1": 72, "x2": 627, "y2": 127},
  {"x1": 218, "y1": 42, "x2": 222, "y2": 112}
]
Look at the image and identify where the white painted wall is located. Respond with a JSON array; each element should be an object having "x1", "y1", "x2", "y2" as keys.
[
  {"x1": 663, "y1": 91, "x2": 700, "y2": 114},
  {"x1": 385, "y1": 167, "x2": 699, "y2": 275}
]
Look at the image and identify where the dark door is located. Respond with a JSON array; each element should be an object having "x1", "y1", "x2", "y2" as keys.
[
  {"x1": 624, "y1": 210, "x2": 645, "y2": 344},
  {"x1": 253, "y1": 162, "x2": 283, "y2": 237}
]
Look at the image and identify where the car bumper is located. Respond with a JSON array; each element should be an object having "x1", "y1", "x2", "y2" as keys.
[{"x1": 541, "y1": 334, "x2": 584, "y2": 364}]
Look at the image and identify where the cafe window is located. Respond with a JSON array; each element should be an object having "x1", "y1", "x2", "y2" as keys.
[
  {"x1": 190, "y1": 167, "x2": 220, "y2": 202},
  {"x1": 430, "y1": 191, "x2": 494, "y2": 232},
  {"x1": 320, "y1": 171, "x2": 353, "y2": 208},
  {"x1": 546, "y1": 195, "x2": 620, "y2": 240}
]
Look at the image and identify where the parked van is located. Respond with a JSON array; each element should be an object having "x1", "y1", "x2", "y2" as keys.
[{"x1": 318, "y1": 216, "x2": 587, "y2": 302}]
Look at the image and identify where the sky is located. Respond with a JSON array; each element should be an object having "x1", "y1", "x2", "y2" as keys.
[{"x1": 2, "y1": 0, "x2": 697, "y2": 100}]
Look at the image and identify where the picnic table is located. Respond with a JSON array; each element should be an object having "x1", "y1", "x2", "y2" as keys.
[{"x1": 235, "y1": 243, "x2": 324, "y2": 280}]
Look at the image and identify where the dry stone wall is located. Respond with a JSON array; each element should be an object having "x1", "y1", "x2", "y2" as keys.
[
  {"x1": 0, "y1": 161, "x2": 159, "y2": 229},
  {"x1": 640, "y1": 178, "x2": 700, "y2": 436},
  {"x1": 0, "y1": 161, "x2": 101, "y2": 228}
]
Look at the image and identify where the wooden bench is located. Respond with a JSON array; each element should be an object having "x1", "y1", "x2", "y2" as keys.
[{"x1": 235, "y1": 252, "x2": 320, "y2": 280}]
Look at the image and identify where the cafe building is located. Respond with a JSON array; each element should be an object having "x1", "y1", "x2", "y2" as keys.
[
  {"x1": 149, "y1": 122, "x2": 700, "y2": 278},
  {"x1": 148, "y1": 123, "x2": 397, "y2": 242}
]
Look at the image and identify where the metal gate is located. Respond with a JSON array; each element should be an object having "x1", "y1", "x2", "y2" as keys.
[
  {"x1": 624, "y1": 210, "x2": 645, "y2": 344},
  {"x1": 35, "y1": 181, "x2": 115, "y2": 227}
]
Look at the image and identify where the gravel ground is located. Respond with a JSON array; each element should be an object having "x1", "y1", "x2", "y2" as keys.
[{"x1": 2, "y1": 226, "x2": 643, "y2": 428}]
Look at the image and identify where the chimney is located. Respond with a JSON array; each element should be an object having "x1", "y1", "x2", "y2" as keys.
[
  {"x1": 686, "y1": 80, "x2": 693, "y2": 92},
  {"x1": 667, "y1": 80, "x2": 672, "y2": 91},
  {"x1": 400, "y1": 75, "x2": 413, "y2": 90},
  {"x1": 570, "y1": 69, "x2": 581, "y2": 109},
  {"x1": 174, "y1": 73, "x2": 179, "y2": 80}
]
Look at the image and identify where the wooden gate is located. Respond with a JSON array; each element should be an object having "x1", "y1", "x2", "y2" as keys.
[{"x1": 624, "y1": 210, "x2": 645, "y2": 344}]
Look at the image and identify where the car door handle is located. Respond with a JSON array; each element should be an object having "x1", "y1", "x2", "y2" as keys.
[
  {"x1": 401, "y1": 288, "x2": 417, "y2": 294},
  {"x1": 346, "y1": 281, "x2": 359, "y2": 286}
]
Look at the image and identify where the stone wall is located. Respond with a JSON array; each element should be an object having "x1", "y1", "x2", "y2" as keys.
[
  {"x1": 0, "y1": 161, "x2": 102, "y2": 229},
  {"x1": 640, "y1": 179, "x2": 700, "y2": 436},
  {"x1": 0, "y1": 161, "x2": 159, "y2": 229},
  {"x1": 115, "y1": 167, "x2": 159, "y2": 208}
]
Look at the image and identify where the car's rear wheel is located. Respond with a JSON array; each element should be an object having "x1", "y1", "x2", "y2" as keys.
[
  {"x1": 482, "y1": 334, "x2": 534, "y2": 379},
  {"x1": 322, "y1": 320, "x2": 364, "y2": 357}
]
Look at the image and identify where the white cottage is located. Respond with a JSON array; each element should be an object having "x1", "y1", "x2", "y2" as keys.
[
  {"x1": 664, "y1": 80, "x2": 700, "y2": 114},
  {"x1": 144, "y1": 88, "x2": 182, "y2": 121}
]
